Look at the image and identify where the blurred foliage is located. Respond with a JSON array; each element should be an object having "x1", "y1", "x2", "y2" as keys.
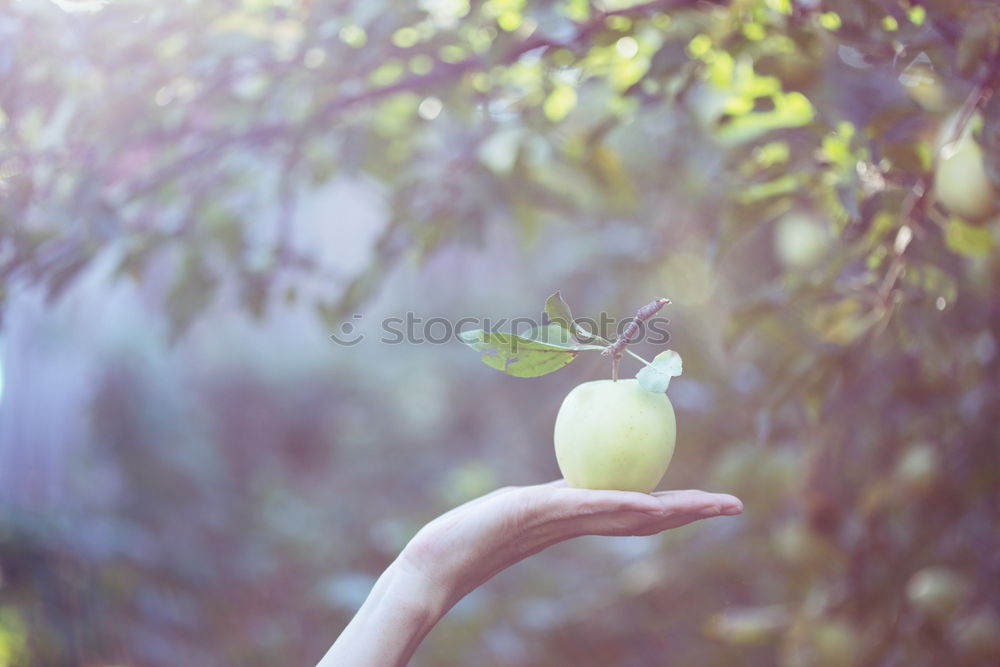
[{"x1": 1, "y1": 0, "x2": 1000, "y2": 665}]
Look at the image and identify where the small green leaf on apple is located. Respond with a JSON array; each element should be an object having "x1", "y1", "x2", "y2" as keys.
[{"x1": 635, "y1": 349, "x2": 683, "y2": 393}]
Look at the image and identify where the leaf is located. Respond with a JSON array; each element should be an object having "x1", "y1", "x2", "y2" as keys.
[
  {"x1": 459, "y1": 328, "x2": 581, "y2": 377},
  {"x1": 559, "y1": 0, "x2": 590, "y2": 22},
  {"x1": 900, "y1": 264, "x2": 957, "y2": 306},
  {"x1": 543, "y1": 84, "x2": 577, "y2": 123},
  {"x1": 737, "y1": 174, "x2": 801, "y2": 203},
  {"x1": 635, "y1": 350, "x2": 683, "y2": 393},
  {"x1": 543, "y1": 291, "x2": 598, "y2": 342},
  {"x1": 945, "y1": 218, "x2": 995, "y2": 258},
  {"x1": 806, "y1": 299, "x2": 877, "y2": 345},
  {"x1": 524, "y1": 323, "x2": 578, "y2": 347},
  {"x1": 715, "y1": 91, "x2": 815, "y2": 145},
  {"x1": 544, "y1": 291, "x2": 575, "y2": 331}
]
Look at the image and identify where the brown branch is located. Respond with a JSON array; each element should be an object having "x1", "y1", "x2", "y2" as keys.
[
  {"x1": 603, "y1": 298, "x2": 671, "y2": 358},
  {"x1": 878, "y1": 48, "x2": 1000, "y2": 313},
  {"x1": 878, "y1": 46, "x2": 1000, "y2": 322},
  {"x1": 875, "y1": 171, "x2": 929, "y2": 307},
  {"x1": 946, "y1": 45, "x2": 1000, "y2": 148}
]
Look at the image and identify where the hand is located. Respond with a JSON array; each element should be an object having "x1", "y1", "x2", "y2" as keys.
[
  {"x1": 318, "y1": 481, "x2": 742, "y2": 667},
  {"x1": 400, "y1": 480, "x2": 743, "y2": 607}
]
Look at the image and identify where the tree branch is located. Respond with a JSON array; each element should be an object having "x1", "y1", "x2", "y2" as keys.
[
  {"x1": 946, "y1": 45, "x2": 1000, "y2": 148},
  {"x1": 125, "y1": 0, "x2": 719, "y2": 201},
  {"x1": 602, "y1": 298, "x2": 671, "y2": 358}
]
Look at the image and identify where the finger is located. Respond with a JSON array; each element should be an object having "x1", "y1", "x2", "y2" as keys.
[
  {"x1": 574, "y1": 494, "x2": 744, "y2": 537},
  {"x1": 648, "y1": 490, "x2": 743, "y2": 516},
  {"x1": 540, "y1": 486, "x2": 667, "y2": 518},
  {"x1": 524, "y1": 487, "x2": 742, "y2": 524}
]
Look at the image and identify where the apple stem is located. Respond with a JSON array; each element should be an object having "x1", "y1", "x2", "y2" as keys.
[
  {"x1": 589, "y1": 333, "x2": 653, "y2": 367},
  {"x1": 611, "y1": 352, "x2": 621, "y2": 382}
]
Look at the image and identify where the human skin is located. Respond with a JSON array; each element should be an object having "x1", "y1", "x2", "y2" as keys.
[{"x1": 317, "y1": 480, "x2": 743, "y2": 666}]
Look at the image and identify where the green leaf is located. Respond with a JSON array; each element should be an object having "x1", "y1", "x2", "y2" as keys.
[
  {"x1": 543, "y1": 291, "x2": 599, "y2": 342},
  {"x1": 945, "y1": 218, "x2": 995, "y2": 258},
  {"x1": 544, "y1": 84, "x2": 577, "y2": 123},
  {"x1": 559, "y1": 0, "x2": 590, "y2": 22},
  {"x1": 716, "y1": 91, "x2": 815, "y2": 144},
  {"x1": 524, "y1": 323, "x2": 579, "y2": 347},
  {"x1": 807, "y1": 299, "x2": 877, "y2": 345},
  {"x1": 635, "y1": 350, "x2": 683, "y2": 393},
  {"x1": 544, "y1": 290, "x2": 575, "y2": 331},
  {"x1": 459, "y1": 328, "x2": 582, "y2": 377},
  {"x1": 737, "y1": 174, "x2": 801, "y2": 203}
]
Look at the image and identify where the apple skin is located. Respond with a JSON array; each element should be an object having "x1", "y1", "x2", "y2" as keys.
[
  {"x1": 935, "y1": 115, "x2": 997, "y2": 222},
  {"x1": 554, "y1": 378, "x2": 676, "y2": 493},
  {"x1": 774, "y1": 213, "x2": 830, "y2": 270}
]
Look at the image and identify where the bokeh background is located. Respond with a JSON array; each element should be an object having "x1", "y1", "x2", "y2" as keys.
[{"x1": 2, "y1": 0, "x2": 999, "y2": 665}]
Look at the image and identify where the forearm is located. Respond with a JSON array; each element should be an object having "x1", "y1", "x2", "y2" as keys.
[
  {"x1": 317, "y1": 558, "x2": 451, "y2": 667},
  {"x1": 316, "y1": 485, "x2": 742, "y2": 665}
]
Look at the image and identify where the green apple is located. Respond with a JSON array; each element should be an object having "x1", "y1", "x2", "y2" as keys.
[
  {"x1": 774, "y1": 212, "x2": 831, "y2": 269},
  {"x1": 553, "y1": 378, "x2": 676, "y2": 493},
  {"x1": 935, "y1": 114, "x2": 997, "y2": 222}
]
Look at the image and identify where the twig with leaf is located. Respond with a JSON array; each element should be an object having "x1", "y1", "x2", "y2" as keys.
[{"x1": 460, "y1": 292, "x2": 683, "y2": 394}]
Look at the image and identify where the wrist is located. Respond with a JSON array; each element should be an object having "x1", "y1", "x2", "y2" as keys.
[
  {"x1": 317, "y1": 556, "x2": 452, "y2": 667},
  {"x1": 381, "y1": 554, "x2": 454, "y2": 631}
]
